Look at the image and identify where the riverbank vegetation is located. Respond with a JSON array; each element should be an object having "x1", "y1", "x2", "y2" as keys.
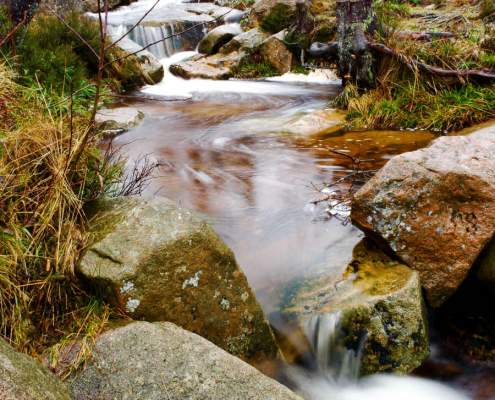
[
  {"x1": 0, "y1": 6, "x2": 137, "y2": 369},
  {"x1": 335, "y1": 0, "x2": 495, "y2": 132}
]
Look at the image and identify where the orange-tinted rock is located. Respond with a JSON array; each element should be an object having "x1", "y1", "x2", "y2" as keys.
[{"x1": 352, "y1": 128, "x2": 495, "y2": 307}]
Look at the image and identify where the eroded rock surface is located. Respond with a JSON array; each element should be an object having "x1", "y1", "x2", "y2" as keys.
[
  {"x1": 69, "y1": 322, "x2": 302, "y2": 400},
  {"x1": 352, "y1": 129, "x2": 495, "y2": 307},
  {"x1": 0, "y1": 338, "x2": 70, "y2": 400},
  {"x1": 78, "y1": 196, "x2": 279, "y2": 367},
  {"x1": 280, "y1": 240, "x2": 429, "y2": 375},
  {"x1": 198, "y1": 24, "x2": 243, "y2": 55},
  {"x1": 170, "y1": 52, "x2": 244, "y2": 79},
  {"x1": 95, "y1": 107, "x2": 144, "y2": 136},
  {"x1": 260, "y1": 31, "x2": 293, "y2": 74}
]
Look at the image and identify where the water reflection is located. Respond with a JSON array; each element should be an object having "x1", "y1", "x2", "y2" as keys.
[{"x1": 113, "y1": 82, "x2": 433, "y2": 313}]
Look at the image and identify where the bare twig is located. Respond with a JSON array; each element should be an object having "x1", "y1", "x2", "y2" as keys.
[{"x1": 0, "y1": 14, "x2": 27, "y2": 47}]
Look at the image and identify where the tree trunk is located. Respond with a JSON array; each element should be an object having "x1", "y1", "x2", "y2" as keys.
[{"x1": 336, "y1": 0, "x2": 377, "y2": 88}]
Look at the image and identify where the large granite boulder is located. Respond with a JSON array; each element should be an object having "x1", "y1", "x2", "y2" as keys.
[
  {"x1": 198, "y1": 24, "x2": 243, "y2": 55},
  {"x1": 78, "y1": 197, "x2": 279, "y2": 368},
  {"x1": 352, "y1": 129, "x2": 495, "y2": 307},
  {"x1": 220, "y1": 28, "x2": 269, "y2": 54},
  {"x1": 250, "y1": 0, "x2": 298, "y2": 33},
  {"x1": 0, "y1": 338, "x2": 70, "y2": 400},
  {"x1": 170, "y1": 52, "x2": 244, "y2": 79},
  {"x1": 69, "y1": 322, "x2": 302, "y2": 400},
  {"x1": 280, "y1": 240, "x2": 429, "y2": 375},
  {"x1": 260, "y1": 31, "x2": 293, "y2": 74},
  {"x1": 112, "y1": 36, "x2": 164, "y2": 84}
]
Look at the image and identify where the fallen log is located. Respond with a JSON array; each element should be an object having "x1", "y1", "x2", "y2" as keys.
[{"x1": 369, "y1": 42, "x2": 495, "y2": 81}]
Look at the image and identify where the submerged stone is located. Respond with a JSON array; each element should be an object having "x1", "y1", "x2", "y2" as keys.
[
  {"x1": 77, "y1": 196, "x2": 279, "y2": 368},
  {"x1": 69, "y1": 322, "x2": 303, "y2": 400},
  {"x1": 352, "y1": 128, "x2": 495, "y2": 307},
  {"x1": 0, "y1": 338, "x2": 70, "y2": 400},
  {"x1": 280, "y1": 240, "x2": 429, "y2": 375}
]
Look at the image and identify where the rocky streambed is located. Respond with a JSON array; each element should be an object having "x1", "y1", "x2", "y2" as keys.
[{"x1": 3, "y1": 0, "x2": 495, "y2": 399}]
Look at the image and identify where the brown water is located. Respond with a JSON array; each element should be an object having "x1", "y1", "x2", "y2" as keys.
[{"x1": 112, "y1": 80, "x2": 434, "y2": 314}]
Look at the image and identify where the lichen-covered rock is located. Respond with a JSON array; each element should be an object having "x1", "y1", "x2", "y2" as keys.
[
  {"x1": 280, "y1": 240, "x2": 429, "y2": 375},
  {"x1": 250, "y1": 0, "x2": 297, "y2": 33},
  {"x1": 220, "y1": 28, "x2": 269, "y2": 54},
  {"x1": 260, "y1": 31, "x2": 293, "y2": 74},
  {"x1": 198, "y1": 24, "x2": 243, "y2": 55},
  {"x1": 69, "y1": 322, "x2": 303, "y2": 400},
  {"x1": 170, "y1": 52, "x2": 244, "y2": 79},
  {"x1": 0, "y1": 338, "x2": 70, "y2": 400},
  {"x1": 352, "y1": 128, "x2": 495, "y2": 307},
  {"x1": 78, "y1": 196, "x2": 279, "y2": 367}
]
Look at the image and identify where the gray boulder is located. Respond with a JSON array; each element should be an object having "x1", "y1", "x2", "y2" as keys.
[
  {"x1": 95, "y1": 107, "x2": 144, "y2": 137},
  {"x1": 112, "y1": 35, "x2": 164, "y2": 84},
  {"x1": 280, "y1": 240, "x2": 429, "y2": 375},
  {"x1": 0, "y1": 338, "x2": 70, "y2": 400},
  {"x1": 198, "y1": 24, "x2": 243, "y2": 55},
  {"x1": 260, "y1": 31, "x2": 293, "y2": 74},
  {"x1": 170, "y1": 51, "x2": 245, "y2": 80},
  {"x1": 78, "y1": 196, "x2": 279, "y2": 367},
  {"x1": 221, "y1": 28, "x2": 269, "y2": 54},
  {"x1": 69, "y1": 322, "x2": 302, "y2": 400}
]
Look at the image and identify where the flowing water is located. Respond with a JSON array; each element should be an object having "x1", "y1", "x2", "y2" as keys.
[{"x1": 103, "y1": 1, "x2": 484, "y2": 398}]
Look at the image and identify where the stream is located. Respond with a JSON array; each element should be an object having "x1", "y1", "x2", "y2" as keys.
[{"x1": 100, "y1": 1, "x2": 488, "y2": 398}]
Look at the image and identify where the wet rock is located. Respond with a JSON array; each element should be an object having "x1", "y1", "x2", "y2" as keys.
[
  {"x1": 198, "y1": 24, "x2": 243, "y2": 55},
  {"x1": 95, "y1": 107, "x2": 144, "y2": 136},
  {"x1": 113, "y1": 36, "x2": 164, "y2": 84},
  {"x1": 282, "y1": 109, "x2": 345, "y2": 136},
  {"x1": 170, "y1": 51, "x2": 244, "y2": 79},
  {"x1": 352, "y1": 128, "x2": 495, "y2": 307},
  {"x1": 260, "y1": 31, "x2": 293, "y2": 74},
  {"x1": 77, "y1": 196, "x2": 279, "y2": 367},
  {"x1": 221, "y1": 28, "x2": 269, "y2": 54},
  {"x1": 69, "y1": 321, "x2": 302, "y2": 400},
  {"x1": 250, "y1": 0, "x2": 297, "y2": 33},
  {"x1": 477, "y1": 239, "x2": 495, "y2": 288},
  {"x1": 0, "y1": 338, "x2": 70, "y2": 400},
  {"x1": 280, "y1": 240, "x2": 429, "y2": 375}
]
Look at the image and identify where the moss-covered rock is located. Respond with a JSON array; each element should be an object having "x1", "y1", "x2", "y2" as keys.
[
  {"x1": 280, "y1": 240, "x2": 429, "y2": 375},
  {"x1": 0, "y1": 338, "x2": 70, "y2": 400},
  {"x1": 77, "y1": 196, "x2": 279, "y2": 369},
  {"x1": 250, "y1": 0, "x2": 297, "y2": 33}
]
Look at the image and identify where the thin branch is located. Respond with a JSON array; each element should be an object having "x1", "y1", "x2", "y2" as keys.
[
  {"x1": 106, "y1": 0, "x2": 161, "y2": 50},
  {"x1": 0, "y1": 14, "x2": 27, "y2": 47},
  {"x1": 50, "y1": 10, "x2": 100, "y2": 61}
]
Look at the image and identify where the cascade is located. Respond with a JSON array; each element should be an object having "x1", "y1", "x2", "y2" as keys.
[{"x1": 304, "y1": 312, "x2": 363, "y2": 383}]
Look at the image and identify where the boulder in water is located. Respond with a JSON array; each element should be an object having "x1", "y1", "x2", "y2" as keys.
[
  {"x1": 250, "y1": 0, "x2": 298, "y2": 33},
  {"x1": 282, "y1": 109, "x2": 346, "y2": 136},
  {"x1": 352, "y1": 128, "x2": 495, "y2": 307},
  {"x1": 95, "y1": 107, "x2": 144, "y2": 136},
  {"x1": 170, "y1": 52, "x2": 245, "y2": 80},
  {"x1": 260, "y1": 31, "x2": 293, "y2": 74},
  {"x1": 280, "y1": 240, "x2": 429, "y2": 375},
  {"x1": 198, "y1": 24, "x2": 243, "y2": 55},
  {"x1": 69, "y1": 321, "x2": 303, "y2": 400},
  {"x1": 220, "y1": 28, "x2": 270, "y2": 54},
  {"x1": 112, "y1": 36, "x2": 164, "y2": 84},
  {"x1": 77, "y1": 196, "x2": 279, "y2": 368},
  {"x1": 0, "y1": 338, "x2": 70, "y2": 400}
]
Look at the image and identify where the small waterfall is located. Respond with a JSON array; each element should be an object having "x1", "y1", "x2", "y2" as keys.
[
  {"x1": 304, "y1": 311, "x2": 364, "y2": 383},
  {"x1": 109, "y1": 22, "x2": 205, "y2": 59}
]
